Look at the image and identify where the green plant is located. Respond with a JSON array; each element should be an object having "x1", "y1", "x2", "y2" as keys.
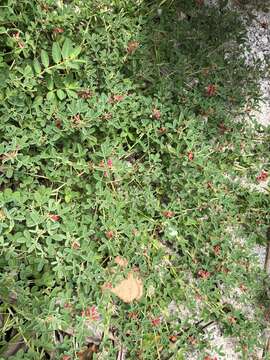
[{"x1": 0, "y1": 0, "x2": 269, "y2": 359}]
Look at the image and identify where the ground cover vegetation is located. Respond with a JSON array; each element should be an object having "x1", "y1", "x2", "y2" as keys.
[{"x1": 0, "y1": 0, "x2": 270, "y2": 358}]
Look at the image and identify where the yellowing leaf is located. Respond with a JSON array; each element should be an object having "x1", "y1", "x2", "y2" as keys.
[
  {"x1": 0, "y1": 209, "x2": 6, "y2": 221},
  {"x1": 110, "y1": 272, "x2": 143, "y2": 303}
]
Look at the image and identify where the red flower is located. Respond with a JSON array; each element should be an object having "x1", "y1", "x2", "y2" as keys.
[
  {"x1": 207, "y1": 181, "x2": 213, "y2": 189},
  {"x1": 127, "y1": 41, "x2": 140, "y2": 54},
  {"x1": 49, "y1": 214, "x2": 60, "y2": 222},
  {"x1": 163, "y1": 210, "x2": 175, "y2": 218},
  {"x1": 81, "y1": 306, "x2": 100, "y2": 321},
  {"x1": 62, "y1": 356, "x2": 71, "y2": 360},
  {"x1": 152, "y1": 108, "x2": 161, "y2": 120},
  {"x1": 55, "y1": 119, "x2": 62, "y2": 129},
  {"x1": 128, "y1": 311, "x2": 138, "y2": 320},
  {"x1": 102, "y1": 282, "x2": 112, "y2": 290},
  {"x1": 239, "y1": 284, "x2": 247, "y2": 292},
  {"x1": 204, "y1": 357, "x2": 217, "y2": 360},
  {"x1": 206, "y1": 84, "x2": 217, "y2": 97},
  {"x1": 107, "y1": 159, "x2": 113, "y2": 168},
  {"x1": 106, "y1": 230, "x2": 114, "y2": 239},
  {"x1": 188, "y1": 336, "x2": 197, "y2": 345},
  {"x1": 78, "y1": 89, "x2": 92, "y2": 99},
  {"x1": 256, "y1": 170, "x2": 268, "y2": 182},
  {"x1": 198, "y1": 269, "x2": 210, "y2": 279},
  {"x1": 219, "y1": 122, "x2": 229, "y2": 134},
  {"x1": 158, "y1": 127, "x2": 166, "y2": 134},
  {"x1": 213, "y1": 245, "x2": 221, "y2": 255},
  {"x1": 53, "y1": 27, "x2": 64, "y2": 34},
  {"x1": 151, "y1": 317, "x2": 161, "y2": 327},
  {"x1": 109, "y1": 94, "x2": 125, "y2": 103},
  {"x1": 228, "y1": 316, "x2": 236, "y2": 325},
  {"x1": 196, "y1": 0, "x2": 204, "y2": 5},
  {"x1": 64, "y1": 303, "x2": 72, "y2": 309},
  {"x1": 169, "y1": 335, "x2": 178, "y2": 343},
  {"x1": 188, "y1": 151, "x2": 194, "y2": 161}
]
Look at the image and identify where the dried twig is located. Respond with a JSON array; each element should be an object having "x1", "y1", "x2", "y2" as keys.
[
  {"x1": 116, "y1": 345, "x2": 127, "y2": 360},
  {"x1": 2, "y1": 336, "x2": 25, "y2": 359}
]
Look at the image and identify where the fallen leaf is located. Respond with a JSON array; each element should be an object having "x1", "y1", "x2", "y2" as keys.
[
  {"x1": 114, "y1": 256, "x2": 128, "y2": 267},
  {"x1": 111, "y1": 272, "x2": 143, "y2": 303}
]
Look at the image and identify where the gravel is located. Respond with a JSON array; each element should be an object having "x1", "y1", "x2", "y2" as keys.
[{"x1": 189, "y1": 1, "x2": 270, "y2": 358}]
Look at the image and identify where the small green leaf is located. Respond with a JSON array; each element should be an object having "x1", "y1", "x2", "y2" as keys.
[
  {"x1": 66, "y1": 61, "x2": 80, "y2": 70},
  {"x1": 70, "y1": 46, "x2": 81, "y2": 59},
  {"x1": 46, "y1": 76, "x2": 54, "y2": 91},
  {"x1": 66, "y1": 89, "x2": 77, "y2": 98},
  {"x1": 62, "y1": 38, "x2": 72, "y2": 59},
  {"x1": 33, "y1": 58, "x2": 41, "y2": 74},
  {"x1": 47, "y1": 91, "x2": 56, "y2": 102},
  {"x1": 41, "y1": 49, "x2": 49, "y2": 68},
  {"x1": 24, "y1": 65, "x2": 33, "y2": 76},
  {"x1": 56, "y1": 89, "x2": 66, "y2": 100},
  {"x1": 52, "y1": 42, "x2": 62, "y2": 64}
]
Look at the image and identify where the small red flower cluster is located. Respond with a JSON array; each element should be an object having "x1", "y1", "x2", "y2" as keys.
[
  {"x1": 99, "y1": 158, "x2": 113, "y2": 177},
  {"x1": 107, "y1": 159, "x2": 113, "y2": 168},
  {"x1": 169, "y1": 335, "x2": 178, "y2": 343},
  {"x1": 228, "y1": 316, "x2": 236, "y2": 325},
  {"x1": 81, "y1": 306, "x2": 100, "y2": 321},
  {"x1": 198, "y1": 269, "x2": 210, "y2": 279},
  {"x1": 188, "y1": 151, "x2": 194, "y2": 161},
  {"x1": 52, "y1": 27, "x2": 64, "y2": 34},
  {"x1": 109, "y1": 94, "x2": 125, "y2": 104},
  {"x1": 256, "y1": 170, "x2": 268, "y2": 182},
  {"x1": 206, "y1": 84, "x2": 217, "y2": 97},
  {"x1": 78, "y1": 89, "x2": 92, "y2": 99},
  {"x1": 106, "y1": 230, "x2": 114, "y2": 239},
  {"x1": 152, "y1": 108, "x2": 161, "y2": 120},
  {"x1": 213, "y1": 245, "x2": 221, "y2": 255},
  {"x1": 62, "y1": 355, "x2": 71, "y2": 360},
  {"x1": 163, "y1": 210, "x2": 175, "y2": 218},
  {"x1": 151, "y1": 317, "x2": 162, "y2": 327},
  {"x1": 49, "y1": 214, "x2": 60, "y2": 222},
  {"x1": 127, "y1": 40, "x2": 140, "y2": 54}
]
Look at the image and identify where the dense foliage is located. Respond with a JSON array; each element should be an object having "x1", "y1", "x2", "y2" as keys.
[{"x1": 0, "y1": 0, "x2": 269, "y2": 358}]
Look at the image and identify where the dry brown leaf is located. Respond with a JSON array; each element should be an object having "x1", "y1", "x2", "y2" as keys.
[
  {"x1": 111, "y1": 272, "x2": 143, "y2": 303},
  {"x1": 114, "y1": 256, "x2": 128, "y2": 267}
]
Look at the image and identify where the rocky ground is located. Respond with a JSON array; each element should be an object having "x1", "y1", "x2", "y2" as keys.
[{"x1": 196, "y1": 1, "x2": 270, "y2": 359}]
